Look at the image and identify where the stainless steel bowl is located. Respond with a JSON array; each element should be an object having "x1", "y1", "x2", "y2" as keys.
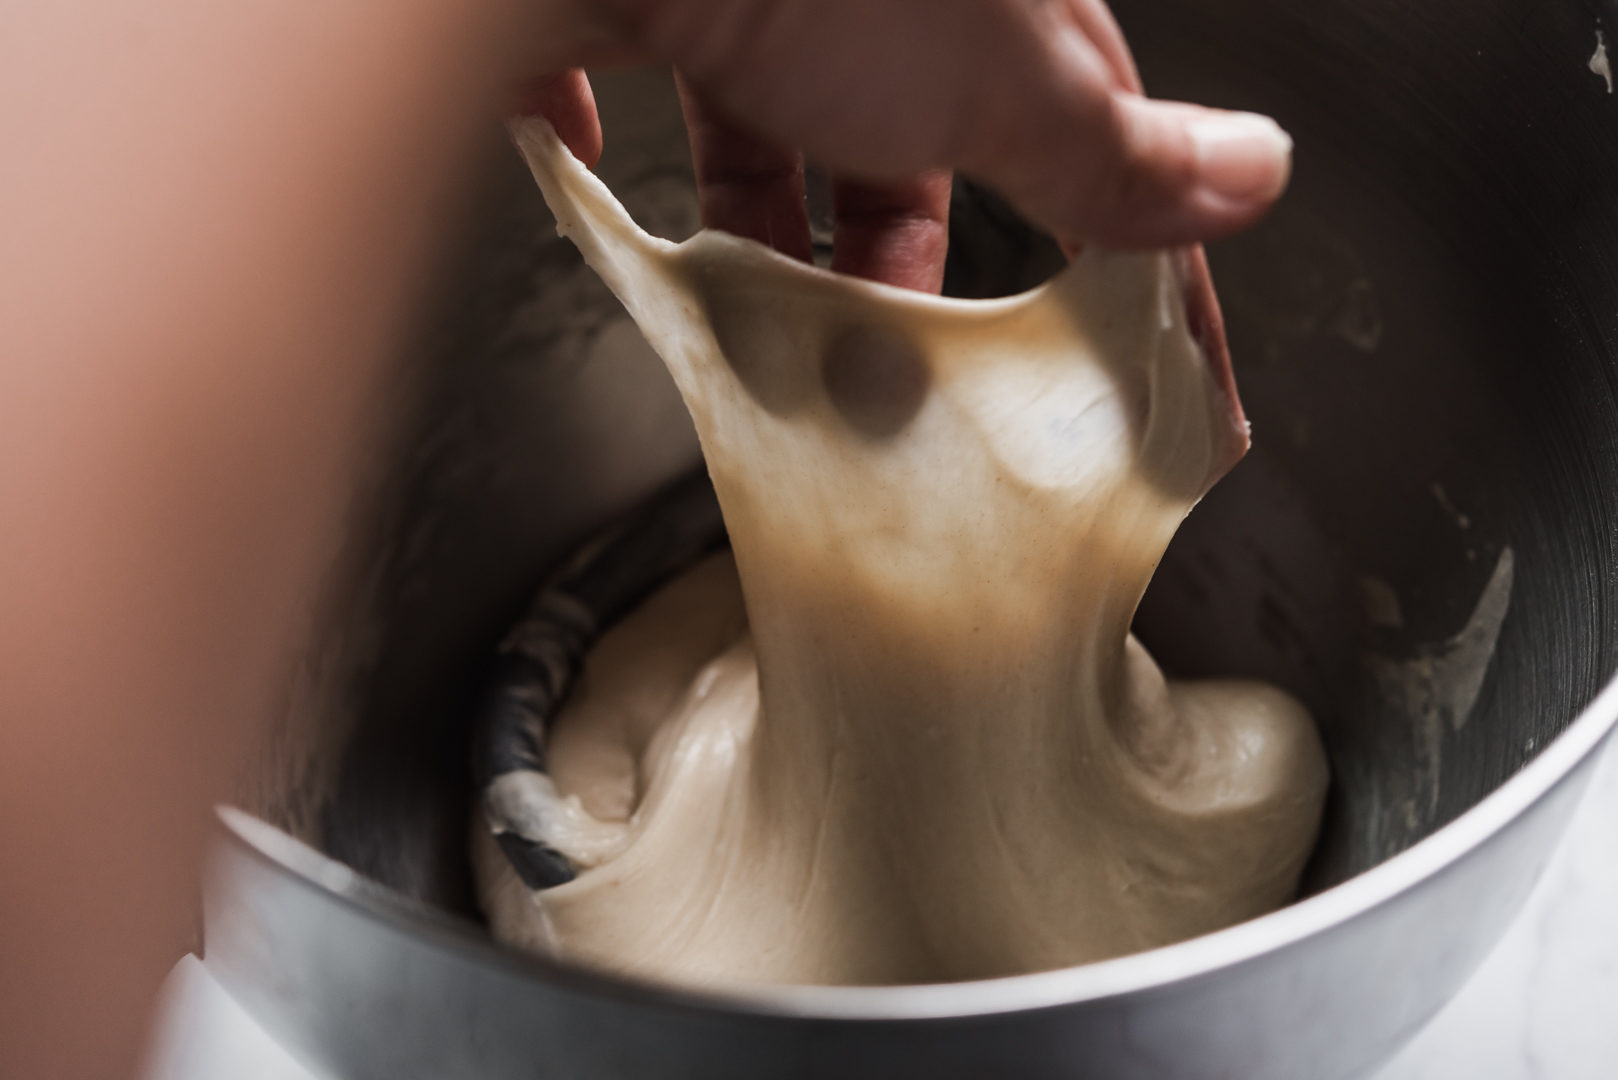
[{"x1": 204, "y1": 2, "x2": 1618, "y2": 1077}]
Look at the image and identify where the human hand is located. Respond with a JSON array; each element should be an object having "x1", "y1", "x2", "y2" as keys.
[{"x1": 517, "y1": 0, "x2": 1292, "y2": 279}]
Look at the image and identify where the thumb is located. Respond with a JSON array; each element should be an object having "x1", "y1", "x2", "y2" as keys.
[
  {"x1": 1113, "y1": 97, "x2": 1293, "y2": 246},
  {"x1": 986, "y1": 94, "x2": 1292, "y2": 248}
]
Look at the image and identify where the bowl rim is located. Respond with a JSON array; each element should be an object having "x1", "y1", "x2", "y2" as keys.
[{"x1": 216, "y1": 664, "x2": 1618, "y2": 1023}]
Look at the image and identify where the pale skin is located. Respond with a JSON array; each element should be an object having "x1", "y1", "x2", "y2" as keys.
[{"x1": 0, "y1": 0, "x2": 1288, "y2": 1075}]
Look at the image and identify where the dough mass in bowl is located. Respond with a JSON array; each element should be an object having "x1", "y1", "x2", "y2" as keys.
[{"x1": 472, "y1": 117, "x2": 1329, "y2": 989}]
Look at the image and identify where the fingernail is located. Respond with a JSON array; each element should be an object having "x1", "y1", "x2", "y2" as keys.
[{"x1": 1187, "y1": 112, "x2": 1293, "y2": 204}]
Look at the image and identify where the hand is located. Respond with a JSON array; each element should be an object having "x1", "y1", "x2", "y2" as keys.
[
  {"x1": 515, "y1": 1, "x2": 1254, "y2": 487},
  {"x1": 520, "y1": 0, "x2": 1292, "y2": 266}
]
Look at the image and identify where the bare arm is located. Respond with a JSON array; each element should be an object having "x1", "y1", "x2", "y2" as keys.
[{"x1": 0, "y1": 1, "x2": 515, "y2": 1075}]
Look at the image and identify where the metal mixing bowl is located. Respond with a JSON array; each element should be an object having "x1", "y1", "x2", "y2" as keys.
[{"x1": 204, "y1": 1, "x2": 1618, "y2": 1076}]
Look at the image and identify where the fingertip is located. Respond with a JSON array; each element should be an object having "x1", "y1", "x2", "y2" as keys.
[
  {"x1": 1085, "y1": 99, "x2": 1292, "y2": 247},
  {"x1": 1185, "y1": 110, "x2": 1292, "y2": 214},
  {"x1": 512, "y1": 70, "x2": 604, "y2": 170}
]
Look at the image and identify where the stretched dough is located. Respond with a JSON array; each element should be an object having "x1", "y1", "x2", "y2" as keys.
[{"x1": 473, "y1": 117, "x2": 1329, "y2": 988}]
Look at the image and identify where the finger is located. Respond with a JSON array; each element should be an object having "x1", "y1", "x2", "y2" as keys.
[
  {"x1": 512, "y1": 69, "x2": 603, "y2": 170},
  {"x1": 625, "y1": 0, "x2": 1288, "y2": 248},
  {"x1": 954, "y1": 1, "x2": 1293, "y2": 248},
  {"x1": 975, "y1": 3, "x2": 1292, "y2": 248},
  {"x1": 972, "y1": 87, "x2": 1291, "y2": 249},
  {"x1": 674, "y1": 71, "x2": 813, "y2": 263},
  {"x1": 1107, "y1": 97, "x2": 1292, "y2": 246},
  {"x1": 830, "y1": 171, "x2": 952, "y2": 294}
]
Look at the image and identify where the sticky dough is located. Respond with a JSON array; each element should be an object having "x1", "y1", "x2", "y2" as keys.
[{"x1": 472, "y1": 117, "x2": 1329, "y2": 988}]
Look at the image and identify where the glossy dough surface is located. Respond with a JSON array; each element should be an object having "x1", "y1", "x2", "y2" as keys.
[{"x1": 472, "y1": 118, "x2": 1329, "y2": 988}]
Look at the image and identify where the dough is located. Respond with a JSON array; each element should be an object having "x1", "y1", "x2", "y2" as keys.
[{"x1": 473, "y1": 117, "x2": 1329, "y2": 988}]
